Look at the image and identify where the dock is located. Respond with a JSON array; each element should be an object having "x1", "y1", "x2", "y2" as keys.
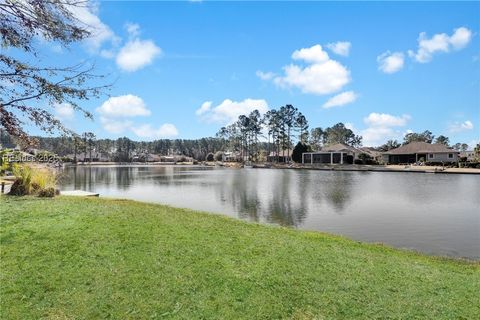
[{"x1": 60, "y1": 190, "x2": 100, "y2": 197}]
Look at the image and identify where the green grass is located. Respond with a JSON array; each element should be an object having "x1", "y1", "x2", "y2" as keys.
[{"x1": 1, "y1": 197, "x2": 479, "y2": 319}]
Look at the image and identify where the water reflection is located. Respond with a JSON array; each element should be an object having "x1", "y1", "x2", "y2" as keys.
[{"x1": 59, "y1": 165, "x2": 480, "y2": 259}]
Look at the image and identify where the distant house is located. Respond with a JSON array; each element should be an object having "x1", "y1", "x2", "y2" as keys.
[
  {"x1": 146, "y1": 154, "x2": 162, "y2": 162},
  {"x1": 267, "y1": 150, "x2": 293, "y2": 163},
  {"x1": 160, "y1": 155, "x2": 175, "y2": 163},
  {"x1": 302, "y1": 143, "x2": 361, "y2": 165},
  {"x1": 223, "y1": 151, "x2": 241, "y2": 162},
  {"x1": 459, "y1": 150, "x2": 475, "y2": 162},
  {"x1": 383, "y1": 142, "x2": 459, "y2": 164},
  {"x1": 66, "y1": 152, "x2": 110, "y2": 162}
]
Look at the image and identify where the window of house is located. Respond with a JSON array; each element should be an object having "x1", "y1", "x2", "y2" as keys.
[
  {"x1": 428, "y1": 154, "x2": 434, "y2": 159},
  {"x1": 448, "y1": 153, "x2": 453, "y2": 158}
]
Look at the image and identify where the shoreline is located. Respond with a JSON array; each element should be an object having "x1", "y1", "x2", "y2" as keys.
[{"x1": 63, "y1": 161, "x2": 480, "y2": 174}]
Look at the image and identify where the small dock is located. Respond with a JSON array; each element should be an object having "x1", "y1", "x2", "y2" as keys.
[{"x1": 61, "y1": 190, "x2": 100, "y2": 197}]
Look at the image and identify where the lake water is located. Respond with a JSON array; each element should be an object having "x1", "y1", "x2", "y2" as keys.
[{"x1": 59, "y1": 165, "x2": 480, "y2": 260}]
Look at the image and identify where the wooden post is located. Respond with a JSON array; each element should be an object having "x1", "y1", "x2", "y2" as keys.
[{"x1": 1, "y1": 182, "x2": 5, "y2": 194}]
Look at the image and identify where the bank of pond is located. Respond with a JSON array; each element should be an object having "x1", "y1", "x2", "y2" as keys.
[{"x1": 1, "y1": 196, "x2": 479, "y2": 319}]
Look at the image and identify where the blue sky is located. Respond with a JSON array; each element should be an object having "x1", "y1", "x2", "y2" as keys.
[{"x1": 20, "y1": 1, "x2": 480, "y2": 147}]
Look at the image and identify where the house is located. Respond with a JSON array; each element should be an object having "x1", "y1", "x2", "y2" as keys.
[
  {"x1": 160, "y1": 155, "x2": 175, "y2": 163},
  {"x1": 459, "y1": 151, "x2": 476, "y2": 162},
  {"x1": 223, "y1": 151, "x2": 241, "y2": 162},
  {"x1": 66, "y1": 152, "x2": 110, "y2": 162},
  {"x1": 383, "y1": 142, "x2": 459, "y2": 164},
  {"x1": 302, "y1": 143, "x2": 361, "y2": 165},
  {"x1": 267, "y1": 150, "x2": 293, "y2": 163}
]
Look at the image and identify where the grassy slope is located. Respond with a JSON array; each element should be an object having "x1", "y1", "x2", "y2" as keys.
[{"x1": 0, "y1": 197, "x2": 479, "y2": 320}]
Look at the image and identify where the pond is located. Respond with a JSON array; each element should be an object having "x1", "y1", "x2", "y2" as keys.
[{"x1": 59, "y1": 165, "x2": 480, "y2": 260}]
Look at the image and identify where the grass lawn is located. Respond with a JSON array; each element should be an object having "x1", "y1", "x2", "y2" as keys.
[{"x1": 1, "y1": 196, "x2": 479, "y2": 319}]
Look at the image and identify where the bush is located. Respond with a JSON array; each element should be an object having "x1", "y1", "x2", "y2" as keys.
[
  {"x1": 354, "y1": 159, "x2": 363, "y2": 165},
  {"x1": 358, "y1": 153, "x2": 373, "y2": 165},
  {"x1": 292, "y1": 142, "x2": 310, "y2": 163},
  {"x1": 8, "y1": 178, "x2": 28, "y2": 196},
  {"x1": 38, "y1": 187, "x2": 55, "y2": 198},
  {"x1": 8, "y1": 164, "x2": 57, "y2": 196},
  {"x1": 32, "y1": 168, "x2": 57, "y2": 190},
  {"x1": 214, "y1": 151, "x2": 224, "y2": 162},
  {"x1": 178, "y1": 156, "x2": 187, "y2": 162},
  {"x1": 206, "y1": 153, "x2": 214, "y2": 162},
  {"x1": 425, "y1": 162, "x2": 457, "y2": 167},
  {"x1": 11, "y1": 164, "x2": 32, "y2": 194}
]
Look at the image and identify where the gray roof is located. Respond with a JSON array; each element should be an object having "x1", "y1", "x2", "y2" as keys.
[
  {"x1": 384, "y1": 142, "x2": 457, "y2": 155},
  {"x1": 321, "y1": 143, "x2": 361, "y2": 153},
  {"x1": 358, "y1": 147, "x2": 382, "y2": 157}
]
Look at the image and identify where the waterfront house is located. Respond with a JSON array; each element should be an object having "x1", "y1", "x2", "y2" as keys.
[
  {"x1": 383, "y1": 142, "x2": 459, "y2": 164},
  {"x1": 302, "y1": 143, "x2": 361, "y2": 165},
  {"x1": 267, "y1": 150, "x2": 293, "y2": 163}
]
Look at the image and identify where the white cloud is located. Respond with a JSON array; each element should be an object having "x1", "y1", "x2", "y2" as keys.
[
  {"x1": 326, "y1": 41, "x2": 351, "y2": 57},
  {"x1": 131, "y1": 123, "x2": 179, "y2": 139},
  {"x1": 256, "y1": 71, "x2": 276, "y2": 81},
  {"x1": 264, "y1": 44, "x2": 350, "y2": 95},
  {"x1": 97, "y1": 94, "x2": 151, "y2": 117},
  {"x1": 377, "y1": 51, "x2": 405, "y2": 74},
  {"x1": 68, "y1": 3, "x2": 119, "y2": 53},
  {"x1": 322, "y1": 91, "x2": 358, "y2": 109},
  {"x1": 54, "y1": 103, "x2": 75, "y2": 121},
  {"x1": 364, "y1": 113, "x2": 411, "y2": 127},
  {"x1": 449, "y1": 27, "x2": 473, "y2": 50},
  {"x1": 291, "y1": 44, "x2": 330, "y2": 63},
  {"x1": 116, "y1": 39, "x2": 162, "y2": 72},
  {"x1": 408, "y1": 27, "x2": 472, "y2": 63},
  {"x1": 100, "y1": 117, "x2": 178, "y2": 139},
  {"x1": 100, "y1": 117, "x2": 133, "y2": 134},
  {"x1": 449, "y1": 120, "x2": 474, "y2": 133},
  {"x1": 96, "y1": 94, "x2": 177, "y2": 138},
  {"x1": 197, "y1": 98, "x2": 269, "y2": 124},
  {"x1": 196, "y1": 101, "x2": 212, "y2": 115},
  {"x1": 361, "y1": 113, "x2": 411, "y2": 147}
]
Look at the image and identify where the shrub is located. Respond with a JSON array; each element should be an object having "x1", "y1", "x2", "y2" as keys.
[
  {"x1": 11, "y1": 164, "x2": 32, "y2": 194},
  {"x1": 8, "y1": 164, "x2": 57, "y2": 196},
  {"x1": 8, "y1": 178, "x2": 28, "y2": 196},
  {"x1": 354, "y1": 159, "x2": 363, "y2": 165},
  {"x1": 32, "y1": 168, "x2": 57, "y2": 191},
  {"x1": 358, "y1": 153, "x2": 373, "y2": 165},
  {"x1": 38, "y1": 187, "x2": 55, "y2": 198},
  {"x1": 292, "y1": 142, "x2": 310, "y2": 163},
  {"x1": 214, "y1": 151, "x2": 224, "y2": 161},
  {"x1": 31, "y1": 182, "x2": 41, "y2": 193},
  {"x1": 206, "y1": 153, "x2": 214, "y2": 162}
]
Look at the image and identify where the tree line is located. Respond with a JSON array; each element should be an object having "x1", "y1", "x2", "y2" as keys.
[{"x1": 216, "y1": 105, "x2": 362, "y2": 162}]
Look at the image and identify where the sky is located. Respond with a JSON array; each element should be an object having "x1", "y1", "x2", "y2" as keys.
[{"x1": 12, "y1": 1, "x2": 480, "y2": 147}]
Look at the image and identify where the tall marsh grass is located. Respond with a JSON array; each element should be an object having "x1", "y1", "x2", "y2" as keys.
[{"x1": 9, "y1": 164, "x2": 58, "y2": 196}]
